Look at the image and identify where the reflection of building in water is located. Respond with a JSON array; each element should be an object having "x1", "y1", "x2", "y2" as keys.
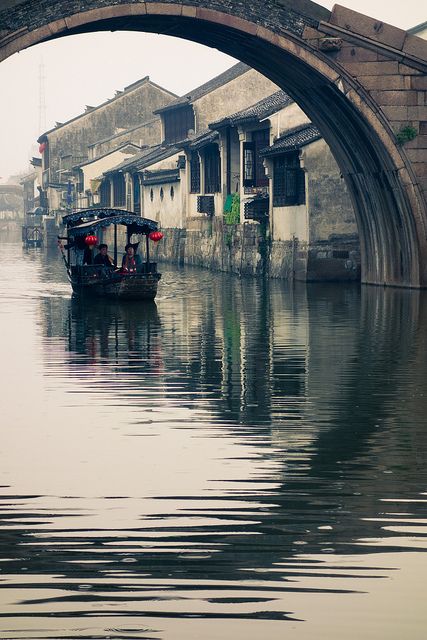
[{"x1": 34, "y1": 268, "x2": 427, "y2": 583}]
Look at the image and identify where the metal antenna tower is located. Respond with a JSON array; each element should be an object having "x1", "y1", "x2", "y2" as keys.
[{"x1": 38, "y1": 59, "x2": 47, "y2": 135}]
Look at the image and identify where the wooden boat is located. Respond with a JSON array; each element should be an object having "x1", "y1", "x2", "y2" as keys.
[{"x1": 58, "y1": 208, "x2": 162, "y2": 301}]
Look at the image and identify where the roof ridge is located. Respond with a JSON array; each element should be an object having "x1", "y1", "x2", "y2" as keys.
[
  {"x1": 209, "y1": 90, "x2": 293, "y2": 128},
  {"x1": 38, "y1": 77, "x2": 175, "y2": 141},
  {"x1": 275, "y1": 122, "x2": 319, "y2": 140},
  {"x1": 154, "y1": 62, "x2": 249, "y2": 114}
]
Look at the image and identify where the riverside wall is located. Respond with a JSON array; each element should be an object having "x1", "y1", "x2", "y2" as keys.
[{"x1": 152, "y1": 218, "x2": 360, "y2": 281}]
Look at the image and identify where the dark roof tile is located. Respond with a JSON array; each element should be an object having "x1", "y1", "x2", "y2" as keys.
[
  {"x1": 260, "y1": 123, "x2": 321, "y2": 156},
  {"x1": 180, "y1": 129, "x2": 219, "y2": 150},
  {"x1": 210, "y1": 90, "x2": 293, "y2": 128},
  {"x1": 154, "y1": 62, "x2": 249, "y2": 114},
  {"x1": 104, "y1": 144, "x2": 180, "y2": 175}
]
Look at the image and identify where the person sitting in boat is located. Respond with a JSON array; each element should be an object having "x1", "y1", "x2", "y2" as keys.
[
  {"x1": 83, "y1": 243, "x2": 95, "y2": 265},
  {"x1": 121, "y1": 243, "x2": 141, "y2": 273},
  {"x1": 94, "y1": 243, "x2": 114, "y2": 268}
]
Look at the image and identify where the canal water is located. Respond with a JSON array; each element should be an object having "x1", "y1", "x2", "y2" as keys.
[{"x1": 0, "y1": 237, "x2": 427, "y2": 639}]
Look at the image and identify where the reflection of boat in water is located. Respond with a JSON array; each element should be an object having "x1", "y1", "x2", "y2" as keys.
[
  {"x1": 69, "y1": 296, "x2": 161, "y2": 358},
  {"x1": 59, "y1": 208, "x2": 162, "y2": 300}
]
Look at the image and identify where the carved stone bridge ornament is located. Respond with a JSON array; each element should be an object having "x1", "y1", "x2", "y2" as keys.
[{"x1": 1, "y1": 0, "x2": 427, "y2": 287}]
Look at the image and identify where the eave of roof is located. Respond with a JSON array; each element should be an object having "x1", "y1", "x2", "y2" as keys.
[
  {"x1": 142, "y1": 168, "x2": 180, "y2": 185},
  {"x1": 76, "y1": 143, "x2": 141, "y2": 169},
  {"x1": 210, "y1": 91, "x2": 294, "y2": 129},
  {"x1": 38, "y1": 78, "x2": 177, "y2": 141},
  {"x1": 104, "y1": 144, "x2": 181, "y2": 175},
  {"x1": 154, "y1": 61, "x2": 249, "y2": 115},
  {"x1": 407, "y1": 21, "x2": 427, "y2": 34},
  {"x1": 260, "y1": 123, "x2": 321, "y2": 156},
  {"x1": 180, "y1": 129, "x2": 219, "y2": 151},
  {"x1": 87, "y1": 117, "x2": 159, "y2": 148}
]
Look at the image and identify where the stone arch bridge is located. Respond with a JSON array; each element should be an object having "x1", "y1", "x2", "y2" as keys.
[{"x1": 1, "y1": 0, "x2": 426, "y2": 287}]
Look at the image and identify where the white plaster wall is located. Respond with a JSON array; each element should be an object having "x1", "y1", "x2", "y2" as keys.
[
  {"x1": 188, "y1": 193, "x2": 199, "y2": 218},
  {"x1": 140, "y1": 151, "x2": 185, "y2": 227},
  {"x1": 272, "y1": 205, "x2": 308, "y2": 242},
  {"x1": 187, "y1": 192, "x2": 223, "y2": 220},
  {"x1": 82, "y1": 149, "x2": 136, "y2": 190},
  {"x1": 268, "y1": 102, "x2": 310, "y2": 141},
  {"x1": 47, "y1": 187, "x2": 62, "y2": 211},
  {"x1": 34, "y1": 166, "x2": 43, "y2": 198},
  {"x1": 194, "y1": 69, "x2": 279, "y2": 132},
  {"x1": 145, "y1": 152, "x2": 181, "y2": 172},
  {"x1": 142, "y1": 181, "x2": 183, "y2": 228}
]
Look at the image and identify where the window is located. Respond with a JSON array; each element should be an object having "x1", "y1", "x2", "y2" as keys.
[
  {"x1": 133, "y1": 175, "x2": 140, "y2": 214},
  {"x1": 112, "y1": 173, "x2": 126, "y2": 207},
  {"x1": 243, "y1": 129, "x2": 269, "y2": 188},
  {"x1": 190, "y1": 152, "x2": 201, "y2": 193},
  {"x1": 170, "y1": 186, "x2": 174, "y2": 200},
  {"x1": 76, "y1": 169, "x2": 84, "y2": 194},
  {"x1": 252, "y1": 129, "x2": 269, "y2": 188},
  {"x1": 160, "y1": 188, "x2": 164, "y2": 201},
  {"x1": 273, "y1": 151, "x2": 306, "y2": 207},
  {"x1": 243, "y1": 142, "x2": 255, "y2": 187},
  {"x1": 150, "y1": 188, "x2": 154, "y2": 202},
  {"x1": 163, "y1": 105, "x2": 195, "y2": 144},
  {"x1": 204, "y1": 144, "x2": 221, "y2": 194},
  {"x1": 100, "y1": 179, "x2": 111, "y2": 207}
]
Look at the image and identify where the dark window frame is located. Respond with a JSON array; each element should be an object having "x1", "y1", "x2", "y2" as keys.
[
  {"x1": 112, "y1": 173, "x2": 126, "y2": 207},
  {"x1": 133, "y1": 174, "x2": 141, "y2": 214},
  {"x1": 252, "y1": 129, "x2": 269, "y2": 188},
  {"x1": 243, "y1": 129, "x2": 269, "y2": 188},
  {"x1": 100, "y1": 179, "x2": 111, "y2": 207},
  {"x1": 243, "y1": 141, "x2": 255, "y2": 187},
  {"x1": 190, "y1": 152, "x2": 201, "y2": 193},
  {"x1": 163, "y1": 105, "x2": 195, "y2": 144},
  {"x1": 273, "y1": 151, "x2": 306, "y2": 207},
  {"x1": 204, "y1": 144, "x2": 221, "y2": 194}
]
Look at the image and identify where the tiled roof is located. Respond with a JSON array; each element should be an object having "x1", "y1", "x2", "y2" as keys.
[
  {"x1": 209, "y1": 91, "x2": 294, "y2": 129},
  {"x1": 77, "y1": 142, "x2": 141, "y2": 168},
  {"x1": 87, "y1": 118, "x2": 159, "y2": 148},
  {"x1": 142, "y1": 168, "x2": 180, "y2": 185},
  {"x1": 104, "y1": 144, "x2": 181, "y2": 175},
  {"x1": 260, "y1": 124, "x2": 321, "y2": 156},
  {"x1": 407, "y1": 21, "x2": 427, "y2": 34},
  {"x1": 154, "y1": 62, "x2": 249, "y2": 114},
  {"x1": 180, "y1": 129, "x2": 219, "y2": 150},
  {"x1": 38, "y1": 78, "x2": 177, "y2": 141},
  {"x1": 104, "y1": 128, "x2": 218, "y2": 175}
]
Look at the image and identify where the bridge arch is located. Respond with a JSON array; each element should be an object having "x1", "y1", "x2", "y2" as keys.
[{"x1": 1, "y1": 1, "x2": 426, "y2": 287}]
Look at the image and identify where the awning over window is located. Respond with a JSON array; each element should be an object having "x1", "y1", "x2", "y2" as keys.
[{"x1": 90, "y1": 178, "x2": 103, "y2": 193}]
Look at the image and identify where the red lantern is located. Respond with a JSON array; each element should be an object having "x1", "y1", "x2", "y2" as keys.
[
  {"x1": 85, "y1": 235, "x2": 98, "y2": 247},
  {"x1": 39, "y1": 142, "x2": 46, "y2": 154},
  {"x1": 149, "y1": 231, "x2": 164, "y2": 242}
]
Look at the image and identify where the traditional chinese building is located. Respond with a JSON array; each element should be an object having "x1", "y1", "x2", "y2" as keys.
[{"x1": 37, "y1": 76, "x2": 177, "y2": 214}]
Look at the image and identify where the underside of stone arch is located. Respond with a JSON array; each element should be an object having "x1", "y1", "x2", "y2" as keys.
[{"x1": 1, "y1": 1, "x2": 426, "y2": 287}]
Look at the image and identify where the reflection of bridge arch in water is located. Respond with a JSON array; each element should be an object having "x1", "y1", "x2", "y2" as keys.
[
  {"x1": 3, "y1": 273, "x2": 425, "y2": 622},
  {"x1": 2, "y1": 1, "x2": 427, "y2": 287}
]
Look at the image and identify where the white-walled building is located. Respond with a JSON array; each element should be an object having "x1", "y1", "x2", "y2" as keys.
[{"x1": 75, "y1": 143, "x2": 141, "y2": 209}]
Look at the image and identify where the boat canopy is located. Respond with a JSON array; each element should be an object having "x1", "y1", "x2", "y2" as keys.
[
  {"x1": 66, "y1": 212, "x2": 158, "y2": 237},
  {"x1": 63, "y1": 208, "x2": 157, "y2": 230}
]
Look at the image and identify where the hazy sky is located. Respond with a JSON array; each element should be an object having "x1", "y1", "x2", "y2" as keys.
[{"x1": 0, "y1": 0, "x2": 425, "y2": 181}]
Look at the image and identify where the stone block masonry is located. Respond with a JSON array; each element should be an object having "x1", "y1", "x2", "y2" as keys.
[{"x1": 151, "y1": 219, "x2": 360, "y2": 282}]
